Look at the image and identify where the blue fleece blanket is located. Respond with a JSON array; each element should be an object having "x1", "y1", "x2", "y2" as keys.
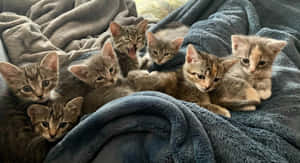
[{"x1": 45, "y1": 0, "x2": 300, "y2": 162}]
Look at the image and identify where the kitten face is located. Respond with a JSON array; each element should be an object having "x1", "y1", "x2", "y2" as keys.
[
  {"x1": 110, "y1": 20, "x2": 148, "y2": 60},
  {"x1": 183, "y1": 45, "x2": 237, "y2": 92},
  {"x1": 231, "y1": 35, "x2": 287, "y2": 76},
  {"x1": 27, "y1": 97, "x2": 83, "y2": 142},
  {"x1": 69, "y1": 42, "x2": 121, "y2": 89},
  {"x1": 147, "y1": 32, "x2": 183, "y2": 65},
  {"x1": 0, "y1": 53, "x2": 59, "y2": 103}
]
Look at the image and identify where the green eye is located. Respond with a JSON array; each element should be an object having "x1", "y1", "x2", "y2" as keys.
[
  {"x1": 22, "y1": 86, "x2": 32, "y2": 92},
  {"x1": 109, "y1": 67, "x2": 114, "y2": 73},
  {"x1": 214, "y1": 78, "x2": 220, "y2": 82},
  {"x1": 42, "y1": 80, "x2": 50, "y2": 87},
  {"x1": 258, "y1": 61, "x2": 266, "y2": 66},
  {"x1": 197, "y1": 74, "x2": 205, "y2": 80},
  {"x1": 42, "y1": 122, "x2": 49, "y2": 128},
  {"x1": 59, "y1": 122, "x2": 67, "y2": 128}
]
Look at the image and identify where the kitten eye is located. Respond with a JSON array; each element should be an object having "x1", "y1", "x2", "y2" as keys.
[
  {"x1": 164, "y1": 53, "x2": 170, "y2": 56},
  {"x1": 197, "y1": 74, "x2": 205, "y2": 80},
  {"x1": 42, "y1": 80, "x2": 50, "y2": 87},
  {"x1": 214, "y1": 78, "x2": 220, "y2": 82},
  {"x1": 97, "y1": 76, "x2": 104, "y2": 81},
  {"x1": 258, "y1": 61, "x2": 266, "y2": 66},
  {"x1": 109, "y1": 67, "x2": 114, "y2": 73},
  {"x1": 22, "y1": 86, "x2": 32, "y2": 92},
  {"x1": 41, "y1": 122, "x2": 49, "y2": 128},
  {"x1": 153, "y1": 50, "x2": 158, "y2": 55},
  {"x1": 242, "y1": 58, "x2": 249, "y2": 64},
  {"x1": 59, "y1": 122, "x2": 68, "y2": 128}
]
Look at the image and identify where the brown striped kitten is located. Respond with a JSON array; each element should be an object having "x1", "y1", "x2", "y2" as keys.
[
  {"x1": 109, "y1": 20, "x2": 148, "y2": 76},
  {"x1": 27, "y1": 97, "x2": 83, "y2": 142},
  {"x1": 141, "y1": 23, "x2": 188, "y2": 67},
  {"x1": 68, "y1": 42, "x2": 122, "y2": 89},
  {"x1": 145, "y1": 32, "x2": 184, "y2": 65},
  {"x1": 0, "y1": 53, "x2": 58, "y2": 103},
  {"x1": 229, "y1": 35, "x2": 287, "y2": 100}
]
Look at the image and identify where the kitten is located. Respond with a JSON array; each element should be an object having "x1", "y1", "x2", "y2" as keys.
[
  {"x1": 0, "y1": 52, "x2": 59, "y2": 103},
  {"x1": 145, "y1": 32, "x2": 184, "y2": 65},
  {"x1": 69, "y1": 42, "x2": 133, "y2": 113},
  {"x1": 128, "y1": 45, "x2": 238, "y2": 117},
  {"x1": 229, "y1": 35, "x2": 287, "y2": 100},
  {"x1": 27, "y1": 97, "x2": 83, "y2": 142},
  {"x1": 109, "y1": 20, "x2": 148, "y2": 76},
  {"x1": 185, "y1": 45, "x2": 261, "y2": 111},
  {"x1": 140, "y1": 23, "x2": 188, "y2": 68},
  {"x1": 68, "y1": 42, "x2": 122, "y2": 89}
]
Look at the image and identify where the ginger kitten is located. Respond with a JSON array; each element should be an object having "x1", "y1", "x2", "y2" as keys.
[
  {"x1": 229, "y1": 35, "x2": 287, "y2": 100},
  {"x1": 109, "y1": 20, "x2": 148, "y2": 76},
  {"x1": 27, "y1": 97, "x2": 83, "y2": 142},
  {"x1": 0, "y1": 53, "x2": 59, "y2": 103}
]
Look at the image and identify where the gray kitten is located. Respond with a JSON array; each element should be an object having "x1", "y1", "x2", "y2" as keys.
[
  {"x1": 68, "y1": 42, "x2": 122, "y2": 89},
  {"x1": 140, "y1": 23, "x2": 188, "y2": 68},
  {"x1": 228, "y1": 35, "x2": 287, "y2": 100},
  {"x1": 109, "y1": 20, "x2": 148, "y2": 76},
  {"x1": 27, "y1": 97, "x2": 83, "y2": 142},
  {"x1": 0, "y1": 53, "x2": 59, "y2": 103},
  {"x1": 69, "y1": 42, "x2": 133, "y2": 113}
]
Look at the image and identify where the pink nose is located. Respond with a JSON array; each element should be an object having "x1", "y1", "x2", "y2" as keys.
[{"x1": 250, "y1": 69, "x2": 255, "y2": 73}]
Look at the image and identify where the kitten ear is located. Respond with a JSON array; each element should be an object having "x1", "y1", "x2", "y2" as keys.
[
  {"x1": 147, "y1": 32, "x2": 157, "y2": 46},
  {"x1": 110, "y1": 22, "x2": 122, "y2": 37},
  {"x1": 221, "y1": 58, "x2": 239, "y2": 72},
  {"x1": 186, "y1": 44, "x2": 200, "y2": 63},
  {"x1": 40, "y1": 52, "x2": 59, "y2": 72},
  {"x1": 102, "y1": 42, "x2": 117, "y2": 61},
  {"x1": 231, "y1": 35, "x2": 248, "y2": 52},
  {"x1": 172, "y1": 37, "x2": 184, "y2": 50},
  {"x1": 65, "y1": 97, "x2": 84, "y2": 119},
  {"x1": 27, "y1": 104, "x2": 49, "y2": 123},
  {"x1": 68, "y1": 65, "x2": 89, "y2": 82},
  {"x1": 267, "y1": 39, "x2": 287, "y2": 54},
  {"x1": 0, "y1": 62, "x2": 22, "y2": 81},
  {"x1": 137, "y1": 20, "x2": 148, "y2": 32}
]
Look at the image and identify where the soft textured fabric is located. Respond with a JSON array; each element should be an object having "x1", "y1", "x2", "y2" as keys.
[
  {"x1": 44, "y1": 0, "x2": 300, "y2": 162},
  {"x1": 0, "y1": 0, "x2": 141, "y2": 65}
]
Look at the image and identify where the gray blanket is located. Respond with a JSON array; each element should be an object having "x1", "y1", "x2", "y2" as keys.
[{"x1": 1, "y1": 0, "x2": 300, "y2": 162}]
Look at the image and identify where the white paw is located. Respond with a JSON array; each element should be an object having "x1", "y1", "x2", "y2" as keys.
[{"x1": 258, "y1": 90, "x2": 271, "y2": 100}]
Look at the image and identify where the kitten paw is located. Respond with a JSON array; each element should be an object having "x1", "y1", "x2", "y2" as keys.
[
  {"x1": 220, "y1": 109, "x2": 231, "y2": 118},
  {"x1": 258, "y1": 90, "x2": 271, "y2": 100},
  {"x1": 237, "y1": 105, "x2": 256, "y2": 111}
]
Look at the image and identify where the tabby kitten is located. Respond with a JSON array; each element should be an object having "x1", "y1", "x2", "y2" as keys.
[
  {"x1": 146, "y1": 32, "x2": 184, "y2": 65},
  {"x1": 68, "y1": 42, "x2": 133, "y2": 113},
  {"x1": 140, "y1": 23, "x2": 188, "y2": 68},
  {"x1": 0, "y1": 53, "x2": 59, "y2": 103},
  {"x1": 27, "y1": 97, "x2": 83, "y2": 142},
  {"x1": 109, "y1": 20, "x2": 148, "y2": 76},
  {"x1": 185, "y1": 45, "x2": 261, "y2": 111},
  {"x1": 229, "y1": 35, "x2": 287, "y2": 100},
  {"x1": 68, "y1": 42, "x2": 122, "y2": 89}
]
